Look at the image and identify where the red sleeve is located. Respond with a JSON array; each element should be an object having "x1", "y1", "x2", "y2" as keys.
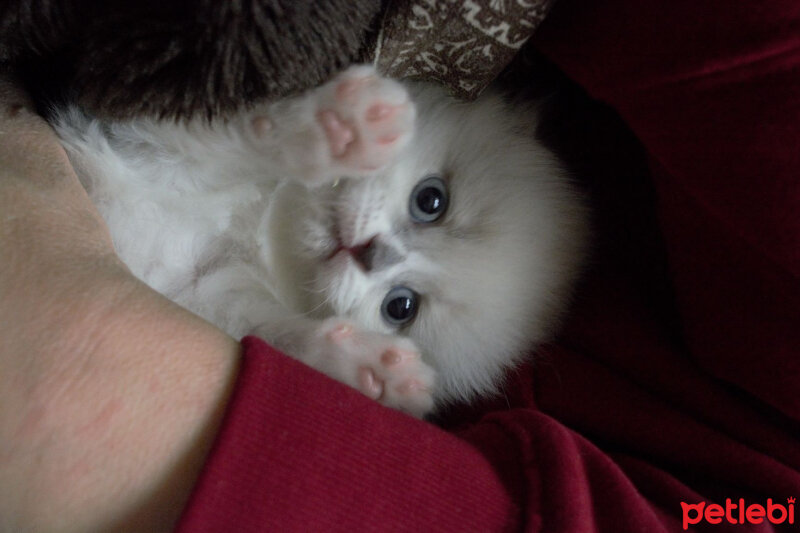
[
  {"x1": 178, "y1": 1, "x2": 800, "y2": 531},
  {"x1": 177, "y1": 337, "x2": 685, "y2": 533}
]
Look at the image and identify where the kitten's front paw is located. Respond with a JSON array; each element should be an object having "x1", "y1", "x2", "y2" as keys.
[
  {"x1": 315, "y1": 66, "x2": 415, "y2": 177},
  {"x1": 247, "y1": 66, "x2": 414, "y2": 186},
  {"x1": 311, "y1": 318, "x2": 435, "y2": 418}
]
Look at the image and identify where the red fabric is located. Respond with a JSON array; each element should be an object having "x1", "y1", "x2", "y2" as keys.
[
  {"x1": 177, "y1": 1, "x2": 800, "y2": 531},
  {"x1": 534, "y1": 0, "x2": 800, "y2": 421}
]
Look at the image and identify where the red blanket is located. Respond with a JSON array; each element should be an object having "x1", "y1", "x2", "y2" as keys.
[{"x1": 177, "y1": 1, "x2": 800, "y2": 531}]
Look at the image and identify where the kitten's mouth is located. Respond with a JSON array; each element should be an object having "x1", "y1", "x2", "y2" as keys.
[
  {"x1": 326, "y1": 244, "x2": 344, "y2": 260},
  {"x1": 326, "y1": 237, "x2": 375, "y2": 272}
]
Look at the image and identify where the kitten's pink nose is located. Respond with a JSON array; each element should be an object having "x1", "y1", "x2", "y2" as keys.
[{"x1": 347, "y1": 236, "x2": 376, "y2": 271}]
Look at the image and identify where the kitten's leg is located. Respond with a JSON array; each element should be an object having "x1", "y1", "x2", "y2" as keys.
[
  {"x1": 251, "y1": 315, "x2": 436, "y2": 419},
  {"x1": 243, "y1": 65, "x2": 416, "y2": 187},
  {"x1": 186, "y1": 267, "x2": 435, "y2": 417}
]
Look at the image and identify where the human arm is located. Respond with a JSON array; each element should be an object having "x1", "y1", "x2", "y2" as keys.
[{"x1": 0, "y1": 73, "x2": 240, "y2": 532}]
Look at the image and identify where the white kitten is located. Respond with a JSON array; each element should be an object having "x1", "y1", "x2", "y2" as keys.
[{"x1": 52, "y1": 66, "x2": 588, "y2": 418}]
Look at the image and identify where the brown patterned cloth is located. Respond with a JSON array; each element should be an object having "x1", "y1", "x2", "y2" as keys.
[
  {"x1": 3, "y1": 0, "x2": 383, "y2": 120},
  {"x1": 4, "y1": 0, "x2": 554, "y2": 118},
  {"x1": 371, "y1": 0, "x2": 555, "y2": 100}
]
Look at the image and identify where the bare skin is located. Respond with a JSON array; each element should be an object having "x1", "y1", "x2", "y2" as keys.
[{"x1": 0, "y1": 73, "x2": 240, "y2": 531}]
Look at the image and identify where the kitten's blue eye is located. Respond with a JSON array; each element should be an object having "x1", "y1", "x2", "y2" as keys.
[
  {"x1": 381, "y1": 286, "x2": 419, "y2": 327},
  {"x1": 409, "y1": 175, "x2": 448, "y2": 223}
]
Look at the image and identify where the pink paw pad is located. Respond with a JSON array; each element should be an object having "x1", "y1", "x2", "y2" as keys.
[
  {"x1": 377, "y1": 133, "x2": 401, "y2": 145},
  {"x1": 317, "y1": 110, "x2": 355, "y2": 157},
  {"x1": 396, "y1": 379, "x2": 427, "y2": 396},
  {"x1": 380, "y1": 348, "x2": 417, "y2": 367},
  {"x1": 366, "y1": 103, "x2": 398, "y2": 123},
  {"x1": 326, "y1": 322, "x2": 354, "y2": 342},
  {"x1": 358, "y1": 367, "x2": 384, "y2": 400}
]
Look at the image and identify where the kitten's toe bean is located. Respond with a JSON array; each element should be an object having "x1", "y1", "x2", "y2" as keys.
[
  {"x1": 358, "y1": 366, "x2": 384, "y2": 400},
  {"x1": 385, "y1": 365, "x2": 436, "y2": 418},
  {"x1": 380, "y1": 348, "x2": 417, "y2": 367},
  {"x1": 365, "y1": 103, "x2": 397, "y2": 123},
  {"x1": 380, "y1": 349, "x2": 403, "y2": 367},
  {"x1": 317, "y1": 110, "x2": 355, "y2": 157},
  {"x1": 326, "y1": 321, "x2": 354, "y2": 342},
  {"x1": 396, "y1": 379, "x2": 428, "y2": 395}
]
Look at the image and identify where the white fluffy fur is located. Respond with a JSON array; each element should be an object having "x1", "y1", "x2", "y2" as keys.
[{"x1": 52, "y1": 66, "x2": 588, "y2": 416}]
